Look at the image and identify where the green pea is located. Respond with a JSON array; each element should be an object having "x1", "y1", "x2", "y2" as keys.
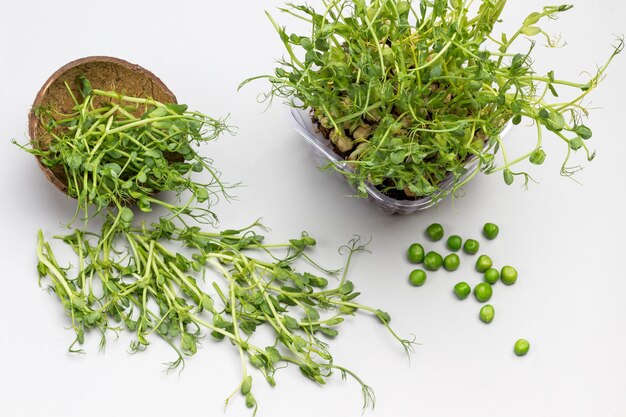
[
  {"x1": 484, "y1": 268, "x2": 500, "y2": 284},
  {"x1": 443, "y1": 253, "x2": 460, "y2": 271},
  {"x1": 474, "y1": 282, "x2": 493, "y2": 302},
  {"x1": 409, "y1": 269, "x2": 427, "y2": 286},
  {"x1": 446, "y1": 235, "x2": 462, "y2": 252},
  {"x1": 479, "y1": 304, "x2": 495, "y2": 323},
  {"x1": 514, "y1": 339, "x2": 530, "y2": 356},
  {"x1": 483, "y1": 222, "x2": 500, "y2": 240},
  {"x1": 423, "y1": 251, "x2": 444, "y2": 271},
  {"x1": 475, "y1": 255, "x2": 493, "y2": 273},
  {"x1": 453, "y1": 282, "x2": 471, "y2": 300},
  {"x1": 407, "y1": 243, "x2": 425, "y2": 263},
  {"x1": 425, "y1": 223, "x2": 444, "y2": 241},
  {"x1": 463, "y1": 239, "x2": 480, "y2": 255},
  {"x1": 501, "y1": 266, "x2": 518, "y2": 285}
]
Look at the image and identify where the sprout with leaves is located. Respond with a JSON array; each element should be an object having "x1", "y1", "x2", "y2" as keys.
[
  {"x1": 36, "y1": 218, "x2": 415, "y2": 413},
  {"x1": 18, "y1": 74, "x2": 415, "y2": 414},
  {"x1": 242, "y1": 0, "x2": 622, "y2": 201},
  {"x1": 15, "y1": 76, "x2": 234, "y2": 227}
]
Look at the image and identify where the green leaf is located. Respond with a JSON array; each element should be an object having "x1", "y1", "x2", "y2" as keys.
[
  {"x1": 119, "y1": 207, "x2": 134, "y2": 228},
  {"x1": 575, "y1": 125, "x2": 592, "y2": 140},
  {"x1": 166, "y1": 103, "x2": 188, "y2": 114},
  {"x1": 78, "y1": 76, "x2": 92, "y2": 98},
  {"x1": 523, "y1": 12, "x2": 542, "y2": 26},
  {"x1": 66, "y1": 154, "x2": 83, "y2": 170},
  {"x1": 304, "y1": 307, "x2": 320, "y2": 321},
  {"x1": 282, "y1": 315, "x2": 299, "y2": 330},
  {"x1": 529, "y1": 149, "x2": 546, "y2": 165},
  {"x1": 245, "y1": 393, "x2": 256, "y2": 409},
  {"x1": 84, "y1": 161, "x2": 98, "y2": 172},
  {"x1": 138, "y1": 197, "x2": 152, "y2": 213},
  {"x1": 201, "y1": 296, "x2": 213, "y2": 311},
  {"x1": 195, "y1": 188, "x2": 209, "y2": 203},
  {"x1": 104, "y1": 163, "x2": 122, "y2": 178},
  {"x1": 504, "y1": 169, "x2": 514, "y2": 185},
  {"x1": 301, "y1": 37, "x2": 313, "y2": 51},
  {"x1": 265, "y1": 346, "x2": 282, "y2": 364},
  {"x1": 545, "y1": 111, "x2": 565, "y2": 132},
  {"x1": 181, "y1": 333, "x2": 197, "y2": 355},
  {"x1": 376, "y1": 310, "x2": 391, "y2": 323},
  {"x1": 430, "y1": 63, "x2": 442, "y2": 78},
  {"x1": 339, "y1": 281, "x2": 354, "y2": 295},
  {"x1": 148, "y1": 107, "x2": 168, "y2": 118},
  {"x1": 390, "y1": 151, "x2": 405, "y2": 165},
  {"x1": 241, "y1": 376, "x2": 252, "y2": 395},
  {"x1": 520, "y1": 26, "x2": 541, "y2": 36},
  {"x1": 319, "y1": 327, "x2": 339, "y2": 337},
  {"x1": 144, "y1": 149, "x2": 163, "y2": 159},
  {"x1": 37, "y1": 261, "x2": 48, "y2": 276},
  {"x1": 569, "y1": 137, "x2": 583, "y2": 150}
]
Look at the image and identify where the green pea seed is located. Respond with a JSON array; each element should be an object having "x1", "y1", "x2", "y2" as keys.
[
  {"x1": 479, "y1": 304, "x2": 495, "y2": 323},
  {"x1": 423, "y1": 251, "x2": 444, "y2": 271},
  {"x1": 475, "y1": 254, "x2": 493, "y2": 273},
  {"x1": 474, "y1": 282, "x2": 493, "y2": 302},
  {"x1": 446, "y1": 235, "x2": 462, "y2": 252},
  {"x1": 443, "y1": 253, "x2": 460, "y2": 271},
  {"x1": 453, "y1": 282, "x2": 471, "y2": 300},
  {"x1": 425, "y1": 223, "x2": 445, "y2": 241},
  {"x1": 514, "y1": 339, "x2": 530, "y2": 356},
  {"x1": 409, "y1": 269, "x2": 427, "y2": 286},
  {"x1": 483, "y1": 222, "x2": 500, "y2": 240},
  {"x1": 484, "y1": 268, "x2": 500, "y2": 284},
  {"x1": 501, "y1": 266, "x2": 518, "y2": 285},
  {"x1": 407, "y1": 243, "x2": 425, "y2": 263},
  {"x1": 463, "y1": 239, "x2": 480, "y2": 255}
]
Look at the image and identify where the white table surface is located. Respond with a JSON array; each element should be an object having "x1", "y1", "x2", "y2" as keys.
[{"x1": 1, "y1": 1, "x2": 625, "y2": 416}]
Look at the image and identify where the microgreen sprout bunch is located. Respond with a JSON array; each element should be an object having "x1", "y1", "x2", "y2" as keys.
[
  {"x1": 36, "y1": 218, "x2": 414, "y2": 412},
  {"x1": 16, "y1": 76, "x2": 233, "y2": 225},
  {"x1": 19, "y1": 74, "x2": 415, "y2": 413},
  {"x1": 244, "y1": 0, "x2": 622, "y2": 201}
]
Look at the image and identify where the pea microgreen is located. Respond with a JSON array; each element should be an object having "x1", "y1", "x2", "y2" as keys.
[
  {"x1": 20, "y1": 76, "x2": 415, "y2": 414},
  {"x1": 36, "y1": 220, "x2": 415, "y2": 413},
  {"x1": 15, "y1": 76, "x2": 234, "y2": 226},
  {"x1": 243, "y1": 0, "x2": 622, "y2": 201}
]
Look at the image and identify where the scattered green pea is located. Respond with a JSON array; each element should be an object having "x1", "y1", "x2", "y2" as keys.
[
  {"x1": 484, "y1": 268, "x2": 500, "y2": 284},
  {"x1": 407, "y1": 243, "x2": 425, "y2": 263},
  {"x1": 409, "y1": 269, "x2": 427, "y2": 286},
  {"x1": 453, "y1": 282, "x2": 471, "y2": 300},
  {"x1": 474, "y1": 282, "x2": 493, "y2": 302},
  {"x1": 475, "y1": 254, "x2": 493, "y2": 273},
  {"x1": 463, "y1": 239, "x2": 480, "y2": 255},
  {"x1": 483, "y1": 222, "x2": 500, "y2": 240},
  {"x1": 479, "y1": 304, "x2": 495, "y2": 323},
  {"x1": 501, "y1": 266, "x2": 518, "y2": 285},
  {"x1": 514, "y1": 339, "x2": 530, "y2": 356},
  {"x1": 443, "y1": 253, "x2": 460, "y2": 271},
  {"x1": 423, "y1": 251, "x2": 444, "y2": 271},
  {"x1": 446, "y1": 235, "x2": 462, "y2": 252},
  {"x1": 426, "y1": 223, "x2": 445, "y2": 241}
]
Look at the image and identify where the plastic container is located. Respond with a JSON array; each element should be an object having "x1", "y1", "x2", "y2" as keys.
[{"x1": 288, "y1": 106, "x2": 510, "y2": 215}]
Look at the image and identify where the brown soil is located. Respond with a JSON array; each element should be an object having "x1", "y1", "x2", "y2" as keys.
[{"x1": 28, "y1": 56, "x2": 177, "y2": 194}]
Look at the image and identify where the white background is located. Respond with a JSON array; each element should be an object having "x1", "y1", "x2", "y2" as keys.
[{"x1": 1, "y1": 1, "x2": 625, "y2": 416}]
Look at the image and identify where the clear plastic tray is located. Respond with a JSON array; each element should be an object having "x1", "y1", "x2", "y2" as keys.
[{"x1": 288, "y1": 106, "x2": 510, "y2": 215}]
